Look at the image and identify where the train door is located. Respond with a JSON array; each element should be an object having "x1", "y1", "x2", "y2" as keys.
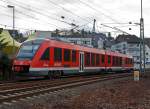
[{"x1": 79, "y1": 52, "x2": 84, "y2": 72}]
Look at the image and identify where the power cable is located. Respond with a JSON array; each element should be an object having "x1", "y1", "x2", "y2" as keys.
[
  {"x1": 0, "y1": 5, "x2": 38, "y2": 20},
  {"x1": 0, "y1": 0, "x2": 77, "y2": 28},
  {"x1": 77, "y1": 0, "x2": 121, "y2": 24},
  {"x1": 0, "y1": 4, "x2": 70, "y2": 30},
  {"x1": 47, "y1": 0, "x2": 92, "y2": 23}
]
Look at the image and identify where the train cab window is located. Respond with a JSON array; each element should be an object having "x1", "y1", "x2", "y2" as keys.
[
  {"x1": 85, "y1": 52, "x2": 90, "y2": 66},
  {"x1": 102, "y1": 55, "x2": 105, "y2": 64},
  {"x1": 91, "y1": 53, "x2": 95, "y2": 66},
  {"x1": 54, "y1": 48, "x2": 62, "y2": 62},
  {"x1": 40, "y1": 48, "x2": 50, "y2": 60},
  {"x1": 108, "y1": 55, "x2": 111, "y2": 64},
  {"x1": 96, "y1": 54, "x2": 100, "y2": 65},
  {"x1": 64, "y1": 49, "x2": 71, "y2": 62},
  {"x1": 72, "y1": 50, "x2": 76, "y2": 62}
]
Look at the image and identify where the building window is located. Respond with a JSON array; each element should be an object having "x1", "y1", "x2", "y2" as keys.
[
  {"x1": 70, "y1": 40, "x2": 77, "y2": 44},
  {"x1": 54, "y1": 48, "x2": 62, "y2": 62},
  {"x1": 40, "y1": 48, "x2": 50, "y2": 60},
  {"x1": 83, "y1": 41, "x2": 87, "y2": 44},
  {"x1": 64, "y1": 49, "x2": 70, "y2": 62},
  {"x1": 123, "y1": 51, "x2": 126, "y2": 54}
]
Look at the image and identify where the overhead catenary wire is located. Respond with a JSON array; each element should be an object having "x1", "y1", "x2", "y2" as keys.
[
  {"x1": 0, "y1": 1, "x2": 79, "y2": 31},
  {"x1": 8, "y1": 0, "x2": 88, "y2": 27},
  {"x1": 0, "y1": 4, "x2": 70, "y2": 30},
  {"x1": 47, "y1": 0, "x2": 93, "y2": 23},
  {"x1": 77, "y1": 0, "x2": 121, "y2": 24},
  {"x1": 0, "y1": 0, "x2": 97, "y2": 32},
  {"x1": 0, "y1": 5, "x2": 38, "y2": 20},
  {"x1": 4, "y1": 0, "x2": 94, "y2": 27}
]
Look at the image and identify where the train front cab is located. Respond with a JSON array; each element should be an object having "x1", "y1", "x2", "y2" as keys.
[{"x1": 13, "y1": 39, "x2": 43, "y2": 76}]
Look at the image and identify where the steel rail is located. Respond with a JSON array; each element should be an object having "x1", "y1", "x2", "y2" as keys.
[{"x1": 0, "y1": 73, "x2": 131, "y2": 104}]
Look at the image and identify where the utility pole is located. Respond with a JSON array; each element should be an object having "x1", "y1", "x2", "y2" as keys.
[
  {"x1": 140, "y1": 0, "x2": 145, "y2": 73},
  {"x1": 7, "y1": 5, "x2": 15, "y2": 56}
]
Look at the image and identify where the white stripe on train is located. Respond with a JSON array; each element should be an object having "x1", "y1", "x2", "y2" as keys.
[{"x1": 30, "y1": 67, "x2": 133, "y2": 72}]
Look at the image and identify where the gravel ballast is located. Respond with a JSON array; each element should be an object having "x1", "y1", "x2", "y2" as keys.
[{"x1": 1, "y1": 74, "x2": 150, "y2": 109}]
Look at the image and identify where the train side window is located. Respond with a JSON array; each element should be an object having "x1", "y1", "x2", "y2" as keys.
[
  {"x1": 129, "y1": 59, "x2": 132, "y2": 64},
  {"x1": 96, "y1": 54, "x2": 100, "y2": 65},
  {"x1": 91, "y1": 53, "x2": 95, "y2": 66},
  {"x1": 40, "y1": 48, "x2": 50, "y2": 60},
  {"x1": 72, "y1": 50, "x2": 76, "y2": 62},
  {"x1": 127, "y1": 58, "x2": 129, "y2": 64},
  {"x1": 116, "y1": 57, "x2": 118, "y2": 66},
  {"x1": 113, "y1": 56, "x2": 115, "y2": 66},
  {"x1": 117, "y1": 57, "x2": 120, "y2": 66},
  {"x1": 85, "y1": 52, "x2": 90, "y2": 66},
  {"x1": 54, "y1": 48, "x2": 62, "y2": 62},
  {"x1": 120, "y1": 57, "x2": 122, "y2": 65},
  {"x1": 102, "y1": 55, "x2": 105, "y2": 64},
  {"x1": 108, "y1": 55, "x2": 111, "y2": 64},
  {"x1": 64, "y1": 49, "x2": 70, "y2": 62}
]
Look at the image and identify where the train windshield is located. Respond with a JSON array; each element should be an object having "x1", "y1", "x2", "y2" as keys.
[{"x1": 16, "y1": 39, "x2": 43, "y2": 60}]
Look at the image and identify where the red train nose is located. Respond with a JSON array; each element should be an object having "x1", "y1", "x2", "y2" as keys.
[{"x1": 13, "y1": 60, "x2": 31, "y2": 73}]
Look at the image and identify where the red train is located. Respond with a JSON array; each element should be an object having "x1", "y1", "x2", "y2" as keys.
[{"x1": 13, "y1": 38, "x2": 134, "y2": 78}]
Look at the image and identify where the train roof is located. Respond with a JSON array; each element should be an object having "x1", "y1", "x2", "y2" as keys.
[{"x1": 23, "y1": 38, "x2": 133, "y2": 59}]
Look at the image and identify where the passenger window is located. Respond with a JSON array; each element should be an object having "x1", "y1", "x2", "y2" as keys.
[
  {"x1": 96, "y1": 54, "x2": 100, "y2": 65},
  {"x1": 54, "y1": 48, "x2": 62, "y2": 62},
  {"x1": 72, "y1": 50, "x2": 76, "y2": 62},
  {"x1": 40, "y1": 48, "x2": 50, "y2": 60},
  {"x1": 91, "y1": 53, "x2": 95, "y2": 66},
  {"x1": 85, "y1": 52, "x2": 90, "y2": 66},
  {"x1": 120, "y1": 57, "x2": 122, "y2": 65},
  {"x1": 108, "y1": 55, "x2": 111, "y2": 64},
  {"x1": 102, "y1": 55, "x2": 105, "y2": 64},
  {"x1": 113, "y1": 56, "x2": 115, "y2": 65},
  {"x1": 64, "y1": 49, "x2": 71, "y2": 61}
]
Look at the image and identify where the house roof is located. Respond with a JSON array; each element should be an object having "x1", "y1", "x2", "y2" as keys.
[
  {"x1": 145, "y1": 38, "x2": 150, "y2": 48},
  {"x1": 115, "y1": 34, "x2": 141, "y2": 43},
  {"x1": 115, "y1": 34, "x2": 150, "y2": 48}
]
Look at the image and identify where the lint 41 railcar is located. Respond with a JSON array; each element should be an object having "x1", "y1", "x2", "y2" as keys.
[{"x1": 12, "y1": 38, "x2": 134, "y2": 78}]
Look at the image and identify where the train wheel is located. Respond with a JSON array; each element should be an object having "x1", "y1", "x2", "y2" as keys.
[
  {"x1": 53, "y1": 70, "x2": 62, "y2": 78},
  {"x1": 47, "y1": 71, "x2": 53, "y2": 79}
]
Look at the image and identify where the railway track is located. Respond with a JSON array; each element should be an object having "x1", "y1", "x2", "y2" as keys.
[{"x1": 0, "y1": 73, "x2": 132, "y2": 104}]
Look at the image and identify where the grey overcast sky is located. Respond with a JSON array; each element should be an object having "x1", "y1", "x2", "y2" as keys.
[{"x1": 0, "y1": 0, "x2": 150, "y2": 37}]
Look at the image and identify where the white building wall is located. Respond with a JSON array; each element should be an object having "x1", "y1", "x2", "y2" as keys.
[
  {"x1": 58, "y1": 37, "x2": 93, "y2": 47},
  {"x1": 111, "y1": 42, "x2": 150, "y2": 69}
]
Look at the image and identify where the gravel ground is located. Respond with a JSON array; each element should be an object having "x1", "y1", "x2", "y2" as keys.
[{"x1": 1, "y1": 73, "x2": 150, "y2": 109}]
